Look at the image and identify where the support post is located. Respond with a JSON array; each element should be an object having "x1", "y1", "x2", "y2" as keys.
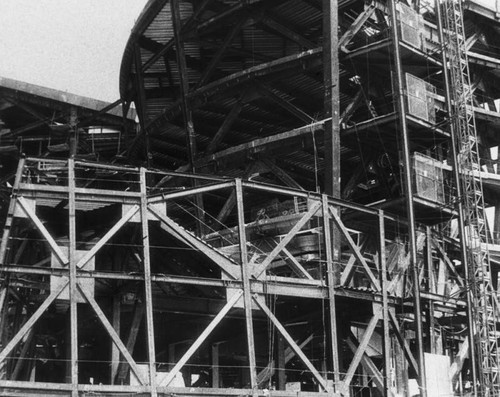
[
  {"x1": 388, "y1": 1, "x2": 426, "y2": 395},
  {"x1": 322, "y1": 195, "x2": 340, "y2": 391},
  {"x1": 0, "y1": 158, "x2": 25, "y2": 350},
  {"x1": 68, "y1": 158, "x2": 78, "y2": 396},
  {"x1": 323, "y1": 0, "x2": 340, "y2": 198},
  {"x1": 140, "y1": 168, "x2": 157, "y2": 396},
  {"x1": 235, "y1": 179, "x2": 257, "y2": 388}
]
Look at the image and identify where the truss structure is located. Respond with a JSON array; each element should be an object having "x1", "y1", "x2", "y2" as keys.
[{"x1": 2, "y1": 0, "x2": 500, "y2": 396}]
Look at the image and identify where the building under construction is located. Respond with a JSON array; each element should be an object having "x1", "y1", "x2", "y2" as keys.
[{"x1": 1, "y1": 0, "x2": 500, "y2": 395}]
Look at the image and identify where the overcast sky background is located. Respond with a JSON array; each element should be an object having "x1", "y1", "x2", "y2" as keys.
[{"x1": 0, "y1": 0, "x2": 148, "y2": 102}]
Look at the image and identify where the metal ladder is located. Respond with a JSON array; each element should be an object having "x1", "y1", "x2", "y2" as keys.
[{"x1": 440, "y1": 0, "x2": 500, "y2": 394}]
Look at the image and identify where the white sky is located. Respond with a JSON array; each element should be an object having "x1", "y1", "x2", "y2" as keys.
[{"x1": 0, "y1": 0, "x2": 148, "y2": 102}]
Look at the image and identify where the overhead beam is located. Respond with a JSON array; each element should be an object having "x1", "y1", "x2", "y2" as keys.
[
  {"x1": 145, "y1": 48, "x2": 323, "y2": 135},
  {"x1": 205, "y1": 97, "x2": 245, "y2": 155},
  {"x1": 260, "y1": 159, "x2": 304, "y2": 190},
  {"x1": 339, "y1": 2, "x2": 376, "y2": 52},
  {"x1": 255, "y1": 82, "x2": 314, "y2": 123},
  {"x1": 259, "y1": 14, "x2": 316, "y2": 49},
  {"x1": 141, "y1": 0, "x2": 212, "y2": 72},
  {"x1": 198, "y1": 15, "x2": 248, "y2": 87}
]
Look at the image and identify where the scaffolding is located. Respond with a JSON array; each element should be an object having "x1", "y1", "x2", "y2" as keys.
[{"x1": 2, "y1": 0, "x2": 500, "y2": 396}]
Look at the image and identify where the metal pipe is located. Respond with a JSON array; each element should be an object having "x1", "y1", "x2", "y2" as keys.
[
  {"x1": 435, "y1": 0, "x2": 478, "y2": 392},
  {"x1": 387, "y1": 1, "x2": 427, "y2": 395}
]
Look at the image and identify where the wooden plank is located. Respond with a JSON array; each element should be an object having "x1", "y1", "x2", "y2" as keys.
[
  {"x1": 17, "y1": 197, "x2": 68, "y2": 265},
  {"x1": 162, "y1": 291, "x2": 243, "y2": 386},
  {"x1": 254, "y1": 297, "x2": 329, "y2": 391},
  {"x1": 235, "y1": 179, "x2": 257, "y2": 388},
  {"x1": 78, "y1": 284, "x2": 147, "y2": 385},
  {"x1": 252, "y1": 201, "x2": 321, "y2": 278}
]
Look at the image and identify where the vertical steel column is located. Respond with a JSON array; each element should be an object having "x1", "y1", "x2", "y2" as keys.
[
  {"x1": 69, "y1": 107, "x2": 78, "y2": 157},
  {"x1": 322, "y1": 2, "x2": 342, "y2": 390},
  {"x1": 0, "y1": 158, "x2": 25, "y2": 363},
  {"x1": 140, "y1": 168, "x2": 157, "y2": 397},
  {"x1": 323, "y1": 0, "x2": 340, "y2": 198},
  {"x1": 435, "y1": 1, "x2": 477, "y2": 391},
  {"x1": 68, "y1": 158, "x2": 78, "y2": 396},
  {"x1": 425, "y1": 227, "x2": 435, "y2": 354},
  {"x1": 322, "y1": 195, "x2": 340, "y2": 392},
  {"x1": 0, "y1": 157, "x2": 25, "y2": 265},
  {"x1": 379, "y1": 210, "x2": 390, "y2": 395},
  {"x1": 387, "y1": 1, "x2": 427, "y2": 395},
  {"x1": 235, "y1": 179, "x2": 257, "y2": 388}
]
